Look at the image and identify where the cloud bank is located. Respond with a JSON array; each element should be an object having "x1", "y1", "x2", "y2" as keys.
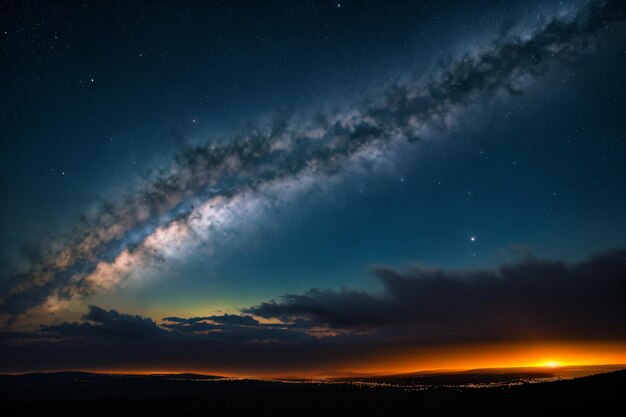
[
  {"x1": 1, "y1": 0, "x2": 624, "y2": 325},
  {"x1": 1, "y1": 250, "x2": 624, "y2": 374},
  {"x1": 246, "y1": 250, "x2": 626, "y2": 343}
]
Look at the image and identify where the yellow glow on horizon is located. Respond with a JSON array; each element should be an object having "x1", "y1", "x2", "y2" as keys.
[
  {"x1": 332, "y1": 341, "x2": 626, "y2": 377},
  {"x1": 16, "y1": 341, "x2": 625, "y2": 379}
]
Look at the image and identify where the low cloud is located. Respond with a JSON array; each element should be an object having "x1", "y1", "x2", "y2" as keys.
[
  {"x1": 39, "y1": 305, "x2": 169, "y2": 341},
  {"x1": 246, "y1": 250, "x2": 626, "y2": 343},
  {"x1": 162, "y1": 313, "x2": 260, "y2": 327},
  {"x1": 1, "y1": 250, "x2": 624, "y2": 374}
]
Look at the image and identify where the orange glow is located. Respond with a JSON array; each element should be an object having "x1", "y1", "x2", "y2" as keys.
[
  {"x1": 336, "y1": 341, "x2": 626, "y2": 376},
  {"x1": 15, "y1": 341, "x2": 624, "y2": 379}
]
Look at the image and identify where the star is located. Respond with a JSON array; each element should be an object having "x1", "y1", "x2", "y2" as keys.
[{"x1": 470, "y1": 236, "x2": 476, "y2": 242}]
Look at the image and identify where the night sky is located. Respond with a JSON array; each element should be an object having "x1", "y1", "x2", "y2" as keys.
[{"x1": 1, "y1": 0, "x2": 625, "y2": 375}]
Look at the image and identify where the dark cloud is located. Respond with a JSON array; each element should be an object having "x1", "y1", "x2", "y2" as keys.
[
  {"x1": 40, "y1": 305, "x2": 170, "y2": 341},
  {"x1": 161, "y1": 313, "x2": 307, "y2": 344},
  {"x1": 33, "y1": 306, "x2": 307, "y2": 345},
  {"x1": 1, "y1": 250, "x2": 625, "y2": 374},
  {"x1": 2, "y1": 0, "x2": 623, "y2": 321},
  {"x1": 246, "y1": 250, "x2": 626, "y2": 343},
  {"x1": 162, "y1": 313, "x2": 259, "y2": 327},
  {"x1": 0, "y1": 304, "x2": 319, "y2": 373}
]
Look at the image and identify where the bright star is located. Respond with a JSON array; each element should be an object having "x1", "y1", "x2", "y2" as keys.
[{"x1": 470, "y1": 236, "x2": 476, "y2": 242}]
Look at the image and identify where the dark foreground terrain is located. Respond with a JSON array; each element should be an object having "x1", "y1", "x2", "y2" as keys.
[{"x1": 0, "y1": 369, "x2": 624, "y2": 416}]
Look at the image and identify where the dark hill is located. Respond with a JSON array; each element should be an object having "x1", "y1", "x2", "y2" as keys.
[{"x1": 0, "y1": 369, "x2": 623, "y2": 416}]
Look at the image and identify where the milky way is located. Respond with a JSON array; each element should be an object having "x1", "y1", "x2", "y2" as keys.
[{"x1": 1, "y1": 0, "x2": 622, "y2": 326}]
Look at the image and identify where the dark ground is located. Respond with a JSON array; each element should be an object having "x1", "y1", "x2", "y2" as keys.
[{"x1": 0, "y1": 370, "x2": 623, "y2": 416}]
